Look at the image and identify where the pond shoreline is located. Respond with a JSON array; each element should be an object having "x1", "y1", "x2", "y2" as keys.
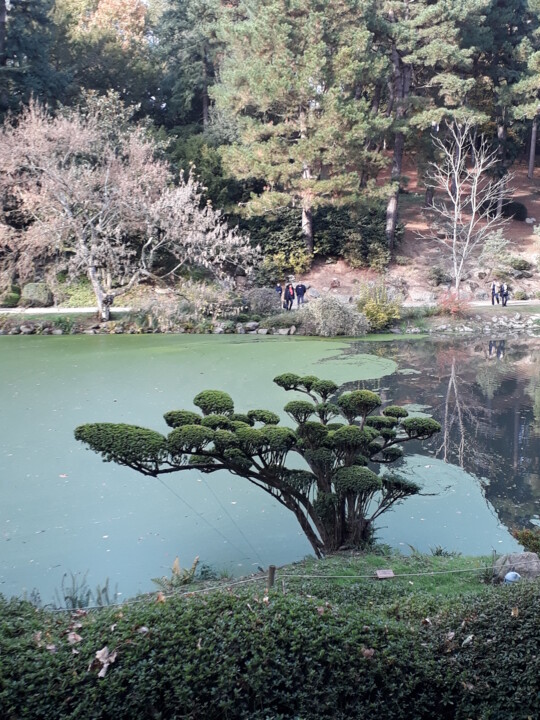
[{"x1": 1, "y1": 306, "x2": 539, "y2": 338}]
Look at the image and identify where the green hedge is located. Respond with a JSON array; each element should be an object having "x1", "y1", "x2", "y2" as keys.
[{"x1": 1, "y1": 581, "x2": 539, "y2": 719}]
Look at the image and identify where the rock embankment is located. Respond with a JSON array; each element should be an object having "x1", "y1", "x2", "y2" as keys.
[{"x1": 422, "y1": 312, "x2": 540, "y2": 337}]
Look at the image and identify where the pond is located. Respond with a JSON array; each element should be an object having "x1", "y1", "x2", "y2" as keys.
[{"x1": 2, "y1": 332, "x2": 536, "y2": 603}]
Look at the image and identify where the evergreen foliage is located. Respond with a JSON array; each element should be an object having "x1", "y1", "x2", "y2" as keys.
[{"x1": 2, "y1": 574, "x2": 540, "y2": 719}]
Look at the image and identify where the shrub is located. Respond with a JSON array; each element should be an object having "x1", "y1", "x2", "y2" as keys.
[
  {"x1": 507, "y1": 256, "x2": 532, "y2": 272},
  {"x1": 3, "y1": 581, "x2": 540, "y2": 720},
  {"x1": 513, "y1": 290, "x2": 528, "y2": 300},
  {"x1": 244, "y1": 287, "x2": 282, "y2": 316},
  {"x1": 481, "y1": 199, "x2": 528, "y2": 221},
  {"x1": 54, "y1": 277, "x2": 96, "y2": 307},
  {"x1": 0, "y1": 286, "x2": 20, "y2": 307},
  {"x1": 248, "y1": 204, "x2": 397, "y2": 276},
  {"x1": 427, "y1": 266, "x2": 451, "y2": 287},
  {"x1": 479, "y1": 229, "x2": 511, "y2": 271},
  {"x1": 503, "y1": 200, "x2": 528, "y2": 221},
  {"x1": 512, "y1": 527, "x2": 540, "y2": 554},
  {"x1": 437, "y1": 290, "x2": 471, "y2": 316},
  {"x1": 394, "y1": 255, "x2": 410, "y2": 266},
  {"x1": 356, "y1": 283, "x2": 401, "y2": 331},
  {"x1": 296, "y1": 296, "x2": 370, "y2": 337}
]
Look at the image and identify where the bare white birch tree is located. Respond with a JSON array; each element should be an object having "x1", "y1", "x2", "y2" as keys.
[
  {"x1": 0, "y1": 98, "x2": 259, "y2": 319},
  {"x1": 421, "y1": 120, "x2": 509, "y2": 295}
]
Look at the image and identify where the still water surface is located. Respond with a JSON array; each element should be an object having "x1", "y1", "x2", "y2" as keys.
[{"x1": 2, "y1": 333, "x2": 536, "y2": 601}]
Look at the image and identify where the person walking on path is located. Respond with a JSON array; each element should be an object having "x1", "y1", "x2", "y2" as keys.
[
  {"x1": 275, "y1": 283, "x2": 283, "y2": 306},
  {"x1": 499, "y1": 282, "x2": 508, "y2": 306},
  {"x1": 283, "y1": 283, "x2": 295, "y2": 310},
  {"x1": 295, "y1": 282, "x2": 307, "y2": 306},
  {"x1": 491, "y1": 281, "x2": 499, "y2": 305}
]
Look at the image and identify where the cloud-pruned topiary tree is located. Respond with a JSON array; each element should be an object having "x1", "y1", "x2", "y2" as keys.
[{"x1": 75, "y1": 373, "x2": 440, "y2": 557}]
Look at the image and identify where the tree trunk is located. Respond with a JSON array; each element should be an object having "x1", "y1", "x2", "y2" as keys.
[
  {"x1": 298, "y1": 108, "x2": 314, "y2": 255},
  {"x1": 424, "y1": 187, "x2": 434, "y2": 207},
  {"x1": 201, "y1": 51, "x2": 209, "y2": 128},
  {"x1": 88, "y1": 265, "x2": 110, "y2": 321},
  {"x1": 496, "y1": 122, "x2": 506, "y2": 218},
  {"x1": 528, "y1": 115, "x2": 538, "y2": 179},
  {"x1": 385, "y1": 45, "x2": 412, "y2": 251},
  {"x1": 0, "y1": 0, "x2": 8, "y2": 111},
  {"x1": 301, "y1": 204, "x2": 314, "y2": 254}
]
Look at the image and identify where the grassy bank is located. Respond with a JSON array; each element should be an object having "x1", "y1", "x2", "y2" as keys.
[{"x1": 1, "y1": 551, "x2": 538, "y2": 720}]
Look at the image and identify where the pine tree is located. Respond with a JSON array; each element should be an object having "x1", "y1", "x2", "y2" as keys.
[
  {"x1": 213, "y1": 0, "x2": 389, "y2": 254},
  {"x1": 158, "y1": 0, "x2": 222, "y2": 127},
  {"x1": 0, "y1": 0, "x2": 69, "y2": 115},
  {"x1": 375, "y1": 0, "x2": 490, "y2": 249}
]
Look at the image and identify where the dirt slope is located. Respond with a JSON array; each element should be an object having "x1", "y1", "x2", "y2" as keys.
[{"x1": 299, "y1": 159, "x2": 540, "y2": 303}]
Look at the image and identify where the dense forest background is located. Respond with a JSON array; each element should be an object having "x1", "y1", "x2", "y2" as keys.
[{"x1": 2, "y1": 0, "x2": 540, "y2": 297}]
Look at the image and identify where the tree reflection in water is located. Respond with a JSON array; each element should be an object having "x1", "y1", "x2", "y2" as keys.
[{"x1": 346, "y1": 336, "x2": 540, "y2": 533}]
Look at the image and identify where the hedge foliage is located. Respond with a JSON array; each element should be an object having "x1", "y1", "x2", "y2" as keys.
[{"x1": 1, "y1": 580, "x2": 540, "y2": 720}]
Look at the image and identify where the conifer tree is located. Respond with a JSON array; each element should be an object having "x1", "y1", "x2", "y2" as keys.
[
  {"x1": 213, "y1": 0, "x2": 389, "y2": 254},
  {"x1": 375, "y1": 0, "x2": 489, "y2": 248},
  {"x1": 158, "y1": 0, "x2": 222, "y2": 127}
]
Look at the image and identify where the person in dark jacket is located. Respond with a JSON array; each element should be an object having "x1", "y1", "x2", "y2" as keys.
[
  {"x1": 283, "y1": 283, "x2": 295, "y2": 310},
  {"x1": 295, "y1": 282, "x2": 307, "y2": 305},
  {"x1": 491, "y1": 281, "x2": 499, "y2": 305},
  {"x1": 499, "y1": 282, "x2": 508, "y2": 306}
]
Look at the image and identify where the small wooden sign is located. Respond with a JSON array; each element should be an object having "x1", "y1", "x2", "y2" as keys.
[{"x1": 375, "y1": 569, "x2": 395, "y2": 580}]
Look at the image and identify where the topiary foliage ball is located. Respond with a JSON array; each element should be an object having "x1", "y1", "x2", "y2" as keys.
[
  {"x1": 401, "y1": 417, "x2": 441, "y2": 439},
  {"x1": 337, "y1": 390, "x2": 381, "y2": 423},
  {"x1": 193, "y1": 390, "x2": 234, "y2": 417},
  {"x1": 163, "y1": 410, "x2": 202, "y2": 428},
  {"x1": 273, "y1": 373, "x2": 302, "y2": 391},
  {"x1": 247, "y1": 409, "x2": 280, "y2": 425},
  {"x1": 284, "y1": 400, "x2": 316, "y2": 424},
  {"x1": 382, "y1": 405, "x2": 409, "y2": 419},
  {"x1": 333, "y1": 466, "x2": 382, "y2": 495},
  {"x1": 311, "y1": 379, "x2": 339, "y2": 400},
  {"x1": 75, "y1": 423, "x2": 168, "y2": 465},
  {"x1": 168, "y1": 425, "x2": 216, "y2": 455}
]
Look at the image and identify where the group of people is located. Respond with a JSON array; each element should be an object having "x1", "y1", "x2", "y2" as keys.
[
  {"x1": 491, "y1": 281, "x2": 509, "y2": 306},
  {"x1": 275, "y1": 282, "x2": 307, "y2": 310}
]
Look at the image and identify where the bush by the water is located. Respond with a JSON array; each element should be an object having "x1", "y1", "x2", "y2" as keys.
[
  {"x1": 296, "y1": 295, "x2": 369, "y2": 336},
  {"x1": 0, "y1": 286, "x2": 20, "y2": 307},
  {"x1": 356, "y1": 283, "x2": 401, "y2": 330},
  {"x1": 1, "y1": 575, "x2": 540, "y2": 720},
  {"x1": 243, "y1": 286, "x2": 281, "y2": 316},
  {"x1": 512, "y1": 527, "x2": 540, "y2": 554}
]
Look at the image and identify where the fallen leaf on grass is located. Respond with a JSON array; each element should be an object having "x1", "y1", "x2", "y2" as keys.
[
  {"x1": 67, "y1": 632, "x2": 82, "y2": 645},
  {"x1": 511, "y1": 607, "x2": 519, "y2": 618}
]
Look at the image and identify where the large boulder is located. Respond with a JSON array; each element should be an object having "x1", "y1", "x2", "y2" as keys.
[
  {"x1": 20, "y1": 283, "x2": 53, "y2": 307},
  {"x1": 493, "y1": 552, "x2": 540, "y2": 582}
]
